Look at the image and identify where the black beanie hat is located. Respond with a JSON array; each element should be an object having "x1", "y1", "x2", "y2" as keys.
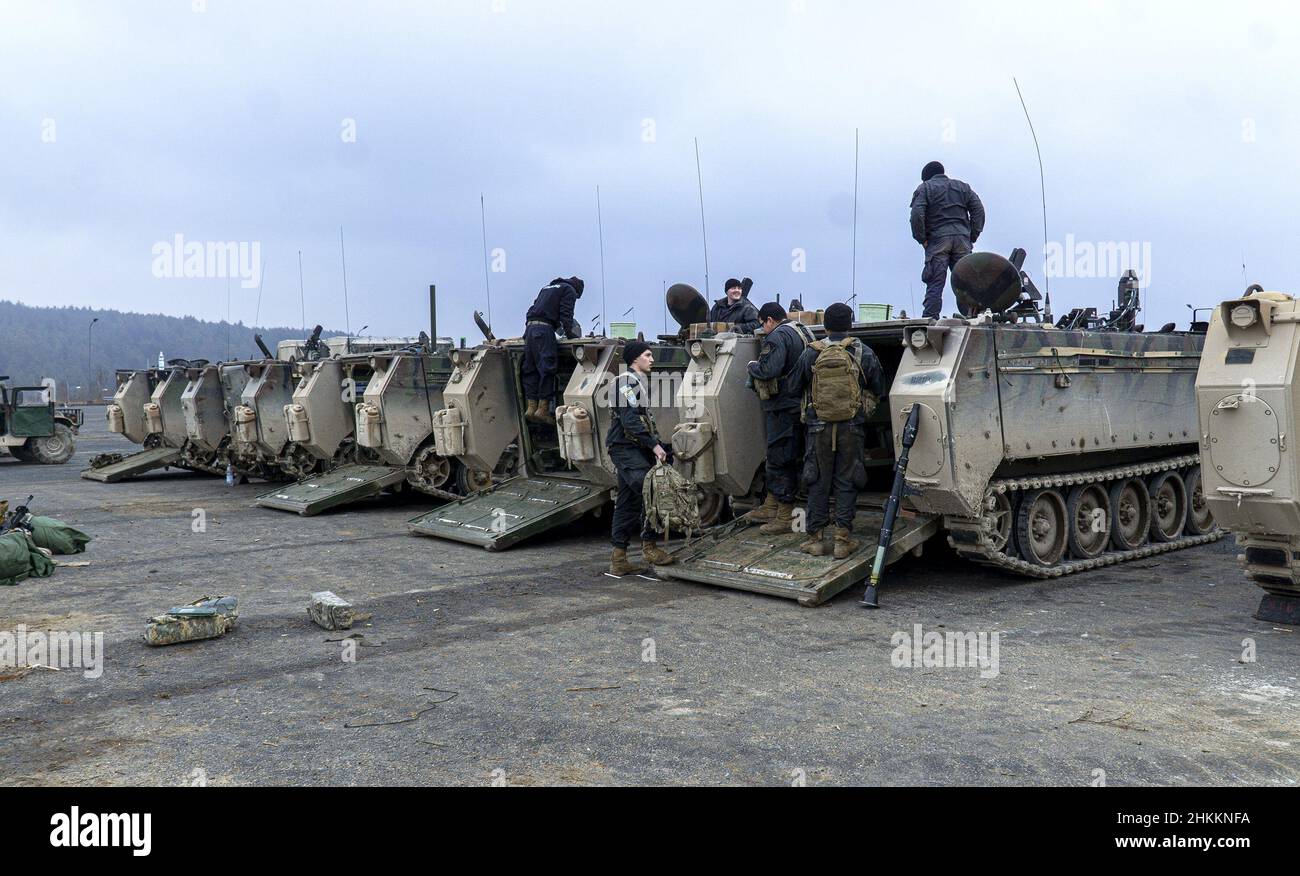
[
  {"x1": 724, "y1": 278, "x2": 743, "y2": 293},
  {"x1": 623, "y1": 340, "x2": 651, "y2": 366},
  {"x1": 922, "y1": 161, "x2": 945, "y2": 182},
  {"x1": 824, "y1": 302, "x2": 854, "y2": 332},
  {"x1": 567, "y1": 277, "x2": 585, "y2": 296}
]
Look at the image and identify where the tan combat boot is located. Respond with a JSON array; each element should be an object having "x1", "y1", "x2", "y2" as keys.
[
  {"x1": 743, "y1": 493, "x2": 778, "y2": 524},
  {"x1": 758, "y1": 502, "x2": 796, "y2": 535},
  {"x1": 524, "y1": 399, "x2": 539, "y2": 422},
  {"x1": 799, "y1": 529, "x2": 829, "y2": 556},
  {"x1": 534, "y1": 399, "x2": 555, "y2": 425},
  {"x1": 609, "y1": 547, "x2": 646, "y2": 576},
  {"x1": 641, "y1": 540, "x2": 676, "y2": 566},
  {"x1": 832, "y1": 526, "x2": 861, "y2": 559}
]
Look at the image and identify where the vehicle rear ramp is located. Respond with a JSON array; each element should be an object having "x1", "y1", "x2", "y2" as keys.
[
  {"x1": 407, "y1": 474, "x2": 608, "y2": 551},
  {"x1": 656, "y1": 510, "x2": 939, "y2": 606},
  {"x1": 255, "y1": 463, "x2": 407, "y2": 516},
  {"x1": 80, "y1": 446, "x2": 184, "y2": 483}
]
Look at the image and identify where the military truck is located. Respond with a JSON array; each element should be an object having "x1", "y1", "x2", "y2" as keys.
[
  {"x1": 657, "y1": 252, "x2": 1220, "y2": 605},
  {"x1": 407, "y1": 332, "x2": 695, "y2": 550},
  {"x1": 1194, "y1": 286, "x2": 1300, "y2": 624},
  {"x1": 0, "y1": 378, "x2": 78, "y2": 464}
]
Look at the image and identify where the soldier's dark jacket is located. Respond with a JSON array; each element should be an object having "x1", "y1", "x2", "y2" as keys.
[
  {"x1": 790, "y1": 333, "x2": 886, "y2": 427},
  {"x1": 909, "y1": 174, "x2": 986, "y2": 244},
  {"x1": 606, "y1": 370, "x2": 661, "y2": 454},
  {"x1": 746, "y1": 319, "x2": 815, "y2": 411},
  {"x1": 707, "y1": 296, "x2": 761, "y2": 334},
  {"x1": 526, "y1": 278, "x2": 582, "y2": 339}
]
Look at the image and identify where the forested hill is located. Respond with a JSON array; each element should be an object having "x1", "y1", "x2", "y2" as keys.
[{"x1": 0, "y1": 300, "x2": 343, "y2": 402}]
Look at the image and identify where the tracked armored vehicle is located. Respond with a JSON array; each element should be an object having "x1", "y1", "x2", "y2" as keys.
[
  {"x1": 659, "y1": 252, "x2": 1220, "y2": 605},
  {"x1": 407, "y1": 332, "x2": 692, "y2": 550},
  {"x1": 1194, "y1": 287, "x2": 1300, "y2": 624}
]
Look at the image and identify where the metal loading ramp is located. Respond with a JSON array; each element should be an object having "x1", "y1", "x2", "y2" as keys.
[
  {"x1": 655, "y1": 510, "x2": 940, "y2": 606},
  {"x1": 255, "y1": 463, "x2": 406, "y2": 516},
  {"x1": 80, "y1": 446, "x2": 184, "y2": 483},
  {"x1": 407, "y1": 475, "x2": 608, "y2": 551}
]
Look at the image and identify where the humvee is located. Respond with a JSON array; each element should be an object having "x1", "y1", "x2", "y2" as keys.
[{"x1": 0, "y1": 378, "x2": 78, "y2": 464}]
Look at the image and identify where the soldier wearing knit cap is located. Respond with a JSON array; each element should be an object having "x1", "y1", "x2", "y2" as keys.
[
  {"x1": 605, "y1": 340, "x2": 676, "y2": 575},
  {"x1": 707, "y1": 277, "x2": 760, "y2": 333}
]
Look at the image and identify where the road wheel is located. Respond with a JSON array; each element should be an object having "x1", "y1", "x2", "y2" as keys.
[
  {"x1": 1066, "y1": 483, "x2": 1110, "y2": 559},
  {"x1": 1108, "y1": 478, "x2": 1151, "y2": 550},
  {"x1": 1147, "y1": 471, "x2": 1187, "y2": 542},
  {"x1": 698, "y1": 490, "x2": 730, "y2": 528},
  {"x1": 1016, "y1": 488, "x2": 1068, "y2": 566},
  {"x1": 1182, "y1": 466, "x2": 1215, "y2": 536},
  {"x1": 31, "y1": 423, "x2": 75, "y2": 464},
  {"x1": 456, "y1": 465, "x2": 493, "y2": 496}
]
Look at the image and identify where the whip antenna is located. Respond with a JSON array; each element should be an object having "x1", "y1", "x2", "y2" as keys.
[
  {"x1": 851, "y1": 127, "x2": 859, "y2": 301},
  {"x1": 597, "y1": 185, "x2": 608, "y2": 336},
  {"x1": 339, "y1": 226, "x2": 351, "y2": 336},
  {"x1": 480, "y1": 194, "x2": 493, "y2": 327},
  {"x1": 1014, "y1": 77, "x2": 1050, "y2": 303},
  {"x1": 694, "y1": 138, "x2": 711, "y2": 297}
]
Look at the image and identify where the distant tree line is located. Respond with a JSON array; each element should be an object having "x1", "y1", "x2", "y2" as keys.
[{"x1": 0, "y1": 300, "x2": 343, "y2": 403}]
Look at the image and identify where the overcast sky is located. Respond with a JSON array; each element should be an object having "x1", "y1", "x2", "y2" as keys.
[{"x1": 1, "y1": 0, "x2": 1295, "y2": 343}]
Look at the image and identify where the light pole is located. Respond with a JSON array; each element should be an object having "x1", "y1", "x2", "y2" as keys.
[{"x1": 88, "y1": 317, "x2": 98, "y2": 404}]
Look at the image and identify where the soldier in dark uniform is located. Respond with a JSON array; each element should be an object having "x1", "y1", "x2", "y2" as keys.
[
  {"x1": 707, "y1": 278, "x2": 761, "y2": 334},
  {"x1": 744, "y1": 301, "x2": 816, "y2": 534},
  {"x1": 789, "y1": 302, "x2": 886, "y2": 559},
  {"x1": 522, "y1": 276, "x2": 584, "y2": 424},
  {"x1": 909, "y1": 162, "x2": 985, "y2": 319},
  {"x1": 606, "y1": 340, "x2": 676, "y2": 576}
]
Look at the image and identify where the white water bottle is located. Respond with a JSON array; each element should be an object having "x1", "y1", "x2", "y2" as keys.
[{"x1": 225, "y1": 462, "x2": 235, "y2": 486}]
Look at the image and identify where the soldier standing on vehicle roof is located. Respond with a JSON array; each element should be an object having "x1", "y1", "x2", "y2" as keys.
[
  {"x1": 522, "y1": 276, "x2": 584, "y2": 425},
  {"x1": 606, "y1": 340, "x2": 677, "y2": 576},
  {"x1": 744, "y1": 301, "x2": 817, "y2": 534},
  {"x1": 910, "y1": 161, "x2": 985, "y2": 320},
  {"x1": 790, "y1": 302, "x2": 886, "y2": 559},
  {"x1": 707, "y1": 278, "x2": 761, "y2": 334}
]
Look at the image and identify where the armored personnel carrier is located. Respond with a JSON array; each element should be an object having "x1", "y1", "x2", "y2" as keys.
[
  {"x1": 257, "y1": 340, "x2": 486, "y2": 515},
  {"x1": 658, "y1": 251, "x2": 1220, "y2": 605},
  {"x1": 407, "y1": 331, "x2": 693, "y2": 550},
  {"x1": 1194, "y1": 286, "x2": 1300, "y2": 624}
]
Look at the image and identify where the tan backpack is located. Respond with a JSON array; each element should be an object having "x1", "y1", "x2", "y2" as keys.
[{"x1": 809, "y1": 338, "x2": 864, "y2": 422}]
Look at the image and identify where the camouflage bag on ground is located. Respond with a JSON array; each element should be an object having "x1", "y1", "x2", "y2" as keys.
[
  {"x1": 643, "y1": 462, "x2": 701, "y2": 537},
  {"x1": 145, "y1": 595, "x2": 239, "y2": 646},
  {"x1": 809, "y1": 338, "x2": 864, "y2": 422}
]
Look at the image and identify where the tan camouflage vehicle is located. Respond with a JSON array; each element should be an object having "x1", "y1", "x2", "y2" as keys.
[{"x1": 1194, "y1": 286, "x2": 1300, "y2": 624}]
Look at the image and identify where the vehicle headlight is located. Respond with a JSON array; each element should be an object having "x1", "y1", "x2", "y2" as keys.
[
  {"x1": 910, "y1": 329, "x2": 929, "y2": 349},
  {"x1": 1230, "y1": 304, "x2": 1258, "y2": 328}
]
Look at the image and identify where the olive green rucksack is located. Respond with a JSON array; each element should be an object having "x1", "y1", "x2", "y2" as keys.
[
  {"x1": 809, "y1": 338, "x2": 864, "y2": 422},
  {"x1": 643, "y1": 462, "x2": 702, "y2": 537}
]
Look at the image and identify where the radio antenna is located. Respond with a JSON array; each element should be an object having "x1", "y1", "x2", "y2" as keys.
[
  {"x1": 851, "y1": 127, "x2": 860, "y2": 301},
  {"x1": 339, "y1": 227, "x2": 351, "y2": 336},
  {"x1": 694, "y1": 138, "x2": 711, "y2": 297},
  {"x1": 253, "y1": 258, "x2": 268, "y2": 326},
  {"x1": 1014, "y1": 77, "x2": 1050, "y2": 302},
  {"x1": 480, "y1": 194, "x2": 493, "y2": 327},
  {"x1": 297, "y1": 249, "x2": 306, "y2": 333},
  {"x1": 596, "y1": 185, "x2": 608, "y2": 336}
]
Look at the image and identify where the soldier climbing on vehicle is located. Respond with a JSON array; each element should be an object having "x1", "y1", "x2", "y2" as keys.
[
  {"x1": 744, "y1": 301, "x2": 816, "y2": 533},
  {"x1": 606, "y1": 340, "x2": 677, "y2": 576},
  {"x1": 522, "y1": 276, "x2": 584, "y2": 425},
  {"x1": 707, "y1": 278, "x2": 760, "y2": 333},
  {"x1": 790, "y1": 302, "x2": 885, "y2": 559}
]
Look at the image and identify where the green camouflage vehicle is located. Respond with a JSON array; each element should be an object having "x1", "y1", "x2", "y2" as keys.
[{"x1": 0, "y1": 377, "x2": 78, "y2": 464}]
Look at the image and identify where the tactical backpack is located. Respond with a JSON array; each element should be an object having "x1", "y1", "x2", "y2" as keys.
[
  {"x1": 809, "y1": 338, "x2": 864, "y2": 422},
  {"x1": 643, "y1": 462, "x2": 702, "y2": 538}
]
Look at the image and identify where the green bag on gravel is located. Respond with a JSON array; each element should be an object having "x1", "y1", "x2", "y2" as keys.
[
  {"x1": 28, "y1": 516, "x2": 91, "y2": 555},
  {"x1": 0, "y1": 531, "x2": 55, "y2": 586}
]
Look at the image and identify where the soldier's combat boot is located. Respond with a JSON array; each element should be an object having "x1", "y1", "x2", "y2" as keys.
[
  {"x1": 524, "y1": 399, "x2": 539, "y2": 422},
  {"x1": 743, "y1": 493, "x2": 778, "y2": 524},
  {"x1": 609, "y1": 547, "x2": 646, "y2": 576},
  {"x1": 641, "y1": 540, "x2": 676, "y2": 566},
  {"x1": 833, "y1": 526, "x2": 861, "y2": 559},
  {"x1": 534, "y1": 399, "x2": 555, "y2": 425},
  {"x1": 759, "y1": 502, "x2": 796, "y2": 535},
  {"x1": 799, "y1": 529, "x2": 829, "y2": 556}
]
